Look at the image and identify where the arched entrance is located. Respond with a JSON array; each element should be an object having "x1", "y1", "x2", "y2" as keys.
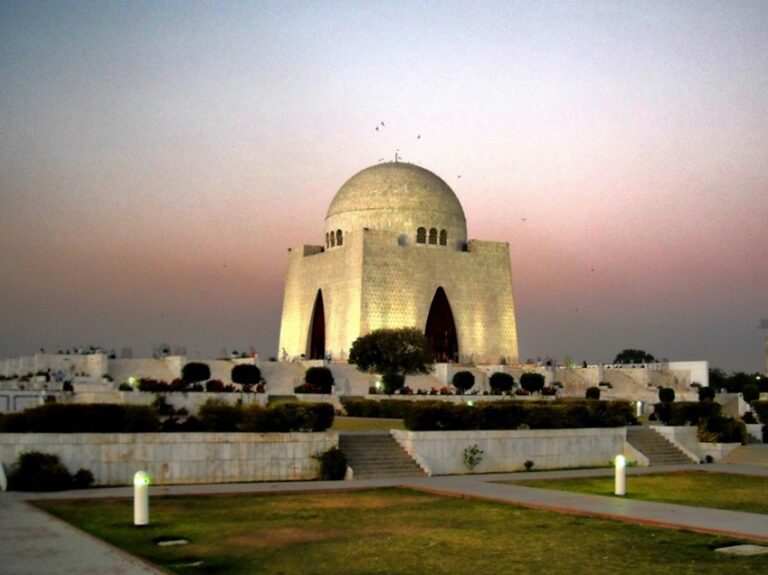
[
  {"x1": 425, "y1": 287, "x2": 458, "y2": 362},
  {"x1": 307, "y1": 290, "x2": 325, "y2": 360}
]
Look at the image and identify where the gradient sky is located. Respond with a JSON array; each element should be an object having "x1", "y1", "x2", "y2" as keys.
[{"x1": 1, "y1": 1, "x2": 766, "y2": 372}]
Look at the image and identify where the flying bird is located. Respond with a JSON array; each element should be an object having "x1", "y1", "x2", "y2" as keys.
[
  {"x1": 375, "y1": 126, "x2": 379, "y2": 131},
  {"x1": 417, "y1": 134, "x2": 421, "y2": 139},
  {"x1": 381, "y1": 121, "x2": 385, "y2": 126}
]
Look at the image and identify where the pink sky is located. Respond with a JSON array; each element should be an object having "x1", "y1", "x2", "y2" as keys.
[{"x1": 1, "y1": 1, "x2": 766, "y2": 372}]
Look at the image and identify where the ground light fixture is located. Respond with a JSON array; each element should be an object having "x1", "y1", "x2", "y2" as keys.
[
  {"x1": 134, "y1": 470, "x2": 151, "y2": 526},
  {"x1": 614, "y1": 455, "x2": 626, "y2": 496}
]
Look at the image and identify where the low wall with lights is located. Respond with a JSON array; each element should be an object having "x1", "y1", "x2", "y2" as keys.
[
  {"x1": 392, "y1": 427, "x2": 626, "y2": 475},
  {"x1": 0, "y1": 432, "x2": 336, "y2": 485}
]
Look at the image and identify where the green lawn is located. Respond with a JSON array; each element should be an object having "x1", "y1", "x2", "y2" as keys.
[
  {"x1": 331, "y1": 416, "x2": 405, "y2": 431},
  {"x1": 35, "y1": 488, "x2": 766, "y2": 575},
  {"x1": 513, "y1": 471, "x2": 768, "y2": 515}
]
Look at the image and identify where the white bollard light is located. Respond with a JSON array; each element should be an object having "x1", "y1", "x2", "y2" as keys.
[
  {"x1": 614, "y1": 455, "x2": 626, "y2": 496},
  {"x1": 636, "y1": 400, "x2": 643, "y2": 417},
  {"x1": 133, "y1": 470, "x2": 151, "y2": 526}
]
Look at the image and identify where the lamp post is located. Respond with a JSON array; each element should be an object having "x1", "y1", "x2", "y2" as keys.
[
  {"x1": 133, "y1": 470, "x2": 151, "y2": 526},
  {"x1": 614, "y1": 455, "x2": 626, "y2": 496}
]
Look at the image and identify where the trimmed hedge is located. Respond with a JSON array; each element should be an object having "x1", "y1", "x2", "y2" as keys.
[
  {"x1": 403, "y1": 400, "x2": 635, "y2": 431},
  {"x1": 341, "y1": 398, "x2": 417, "y2": 419},
  {"x1": 653, "y1": 401, "x2": 722, "y2": 426},
  {"x1": 0, "y1": 404, "x2": 159, "y2": 433},
  {"x1": 697, "y1": 416, "x2": 747, "y2": 444},
  {"x1": 0, "y1": 402, "x2": 335, "y2": 433}
]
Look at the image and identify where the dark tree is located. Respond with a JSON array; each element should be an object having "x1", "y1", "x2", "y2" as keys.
[
  {"x1": 182, "y1": 362, "x2": 210, "y2": 384},
  {"x1": 613, "y1": 349, "x2": 656, "y2": 364},
  {"x1": 698, "y1": 386, "x2": 716, "y2": 402},
  {"x1": 585, "y1": 386, "x2": 601, "y2": 400},
  {"x1": 381, "y1": 373, "x2": 405, "y2": 395},
  {"x1": 305, "y1": 366, "x2": 334, "y2": 394},
  {"x1": 231, "y1": 364, "x2": 262, "y2": 385},
  {"x1": 743, "y1": 383, "x2": 760, "y2": 404},
  {"x1": 489, "y1": 372, "x2": 515, "y2": 394},
  {"x1": 658, "y1": 387, "x2": 675, "y2": 403},
  {"x1": 348, "y1": 328, "x2": 434, "y2": 378},
  {"x1": 520, "y1": 372, "x2": 545, "y2": 394},
  {"x1": 452, "y1": 371, "x2": 475, "y2": 393}
]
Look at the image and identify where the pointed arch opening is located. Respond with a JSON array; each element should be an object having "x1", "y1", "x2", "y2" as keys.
[
  {"x1": 307, "y1": 290, "x2": 326, "y2": 360},
  {"x1": 425, "y1": 287, "x2": 458, "y2": 363}
]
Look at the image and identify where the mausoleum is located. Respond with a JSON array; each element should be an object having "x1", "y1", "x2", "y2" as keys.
[{"x1": 278, "y1": 162, "x2": 519, "y2": 364}]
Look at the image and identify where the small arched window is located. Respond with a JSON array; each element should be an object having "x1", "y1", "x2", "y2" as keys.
[
  {"x1": 336, "y1": 229, "x2": 343, "y2": 246},
  {"x1": 416, "y1": 227, "x2": 426, "y2": 243},
  {"x1": 439, "y1": 229, "x2": 447, "y2": 246},
  {"x1": 428, "y1": 228, "x2": 437, "y2": 244},
  {"x1": 330, "y1": 232, "x2": 336, "y2": 247}
]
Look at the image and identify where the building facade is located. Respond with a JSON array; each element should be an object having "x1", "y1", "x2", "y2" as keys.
[{"x1": 278, "y1": 162, "x2": 519, "y2": 364}]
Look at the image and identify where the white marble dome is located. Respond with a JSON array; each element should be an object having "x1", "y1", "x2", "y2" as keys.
[{"x1": 325, "y1": 162, "x2": 467, "y2": 249}]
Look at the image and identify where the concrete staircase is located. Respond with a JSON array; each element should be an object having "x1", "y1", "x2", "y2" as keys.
[
  {"x1": 721, "y1": 445, "x2": 768, "y2": 468},
  {"x1": 338, "y1": 433, "x2": 426, "y2": 479},
  {"x1": 626, "y1": 426, "x2": 696, "y2": 466}
]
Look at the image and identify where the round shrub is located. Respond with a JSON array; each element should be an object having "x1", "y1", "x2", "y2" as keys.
[
  {"x1": 585, "y1": 386, "x2": 601, "y2": 400},
  {"x1": 698, "y1": 386, "x2": 716, "y2": 402},
  {"x1": 520, "y1": 372, "x2": 545, "y2": 394},
  {"x1": 305, "y1": 367, "x2": 334, "y2": 394},
  {"x1": 489, "y1": 372, "x2": 514, "y2": 394},
  {"x1": 452, "y1": 371, "x2": 475, "y2": 393},
  {"x1": 231, "y1": 364, "x2": 262, "y2": 386},
  {"x1": 182, "y1": 362, "x2": 211, "y2": 384},
  {"x1": 658, "y1": 387, "x2": 675, "y2": 403}
]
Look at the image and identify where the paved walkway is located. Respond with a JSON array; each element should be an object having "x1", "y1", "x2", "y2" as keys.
[{"x1": 3, "y1": 464, "x2": 768, "y2": 574}]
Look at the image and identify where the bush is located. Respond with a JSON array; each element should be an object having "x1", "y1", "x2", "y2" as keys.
[
  {"x1": 198, "y1": 400, "x2": 243, "y2": 431},
  {"x1": 698, "y1": 386, "x2": 716, "y2": 402},
  {"x1": 242, "y1": 402, "x2": 334, "y2": 433},
  {"x1": 72, "y1": 468, "x2": 95, "y2": 489},
  {"x1": 697, "y1": 416, "x2": 747, "y2": 444},
  {"x1": 231, "y1": 364, "x2": 262, "y2": 385},
  {"x1": 753, "y1": 401, "x2": 768, "y2": 424},
  {"x1": 182, "y1": 362, "x2": 211, "y2": 384},
  {"x1": 658, "y1": 387, "x2": 675, "y2": 403},
  {"x1": 452, "y1": 371, "x2": 475, "y2": 393},
  {"x1": 489, "y1": 372, "x2": 514, "y2": 394},
  {"x1": 341, "y1": 398, "x2": 415, "y2": 419},
  {"x1": 305, "y1": 367, "x2": 334, "y2": 394},
  {"x1": 585, "y1": 387, "x2": 601, "y2": 400},
  {"x1": 520, "y1": 372, "x2": 545, "y2": 394},
  {"x1": 7, "y1": 452, "x2": 94, "y2": 492},
  {"x1": 0, "y1": 404, "x2": 159, "y2": 433},
  {"x1": 653, "y1": 401, "x2": 721, "y2": 426},
  {"x1": 315, "y1": 446, "x2": 347, "y2": 480}
]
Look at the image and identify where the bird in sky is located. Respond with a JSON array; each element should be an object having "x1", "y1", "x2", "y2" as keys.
[{"x1": 417, "y1": 134, "x2": 421, "y2": 139}]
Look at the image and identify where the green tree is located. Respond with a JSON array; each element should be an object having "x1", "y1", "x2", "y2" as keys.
[
  {"x1": 489, "y1": 372, "x2": 515, "y2": 394},
  {"x1": 348, "y1": 328, "x2": 434, "y2": 379},
  {"x1": 452, "y1": 371, "x2": 475, "y2": 393},
  {"x1": 231, "y1": 364, "x2": 262, "y2": 386},
  {"x1": 613, "y1": 349, "x2": 656, "y2": 364},
  {"x1": 182, "y1": 362, "x2": 211, "y2": 384},
  {"x1": 520, "y1": 372, "x2": 545, "y2": 394}
]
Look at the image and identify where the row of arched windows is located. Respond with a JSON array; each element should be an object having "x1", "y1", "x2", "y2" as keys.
[
  {"x1": 416, "y1": 227, "x2": 447, "y2": 246},
  {"x1": 325, "y1": 229, "x2": 343, "y2": 248}
]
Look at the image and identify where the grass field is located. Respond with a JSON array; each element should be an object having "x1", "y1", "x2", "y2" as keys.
[
  {"x1": 512, "y1": 471, "x2": 768, "y2": 515},
  {"x1": 35, "y1": 488, "x2": 767, "y2": 575},
  {"x1": 331, "y1": 416, "x2": 405, "y2": 431}
]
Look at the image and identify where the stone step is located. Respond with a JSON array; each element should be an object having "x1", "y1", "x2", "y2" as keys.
[
  {"x1": 339, "y1": 433, "x2": 425, "y2": 479},
  {"x1": 627, "y1": 426, "x2": 695, "y2": 466}
]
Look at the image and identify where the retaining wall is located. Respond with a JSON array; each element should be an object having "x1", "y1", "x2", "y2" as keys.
[
  {"x1": 0, "y1": 432, "x2": 336, "y2": 486},
  {"x1": 392, "y1": 427, "x2": 625, "y2": 475}
]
